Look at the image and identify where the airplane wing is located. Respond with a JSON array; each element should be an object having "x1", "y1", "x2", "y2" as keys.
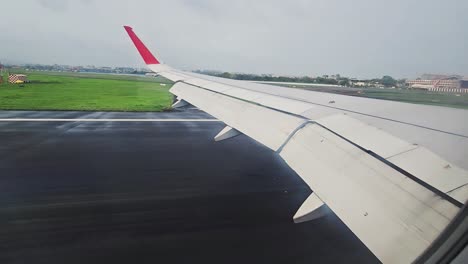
[{"x1": 124, "y1": 26, "x2": 468, "y2": 263}]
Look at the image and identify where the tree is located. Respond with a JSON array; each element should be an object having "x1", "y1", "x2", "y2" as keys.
[
  {"x1": 381, "y1": 75, "x2": 397, "y2": 87},
  {"x1": 339, "y1": 78, "x2": 350, "y2": 86},
  {"x1": 221, "y1": 72, "x2": 233, "y2": 79}
]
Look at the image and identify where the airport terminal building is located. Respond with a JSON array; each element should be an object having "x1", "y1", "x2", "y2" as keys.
[{"x1": 407, "y1": 74, "x2": 468, "y2": 93}]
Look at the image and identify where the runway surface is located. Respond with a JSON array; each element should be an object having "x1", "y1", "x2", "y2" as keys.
[{"x1": 0, "y1": 110, "x2": 379, "y2": 264}]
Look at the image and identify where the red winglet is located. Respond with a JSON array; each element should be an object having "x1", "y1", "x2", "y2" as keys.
[{"x1": 124, "y1": 26, "x2": 160, "y2": 65}]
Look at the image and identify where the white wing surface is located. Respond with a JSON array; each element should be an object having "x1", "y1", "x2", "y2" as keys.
[{"x1": 124, "y1": 26, "x2": 468, "y2": 263}]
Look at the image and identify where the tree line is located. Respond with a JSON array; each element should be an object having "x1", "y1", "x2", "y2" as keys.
[{"x1": 194, "y1": 70, "x2": 402, "y2": 88}]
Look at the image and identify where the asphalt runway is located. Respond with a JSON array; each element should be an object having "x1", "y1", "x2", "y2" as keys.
[{"x1": 0, "y1": 110, "x2": 379, "y2": 264}]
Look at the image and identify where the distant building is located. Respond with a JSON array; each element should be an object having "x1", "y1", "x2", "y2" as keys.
[
  {"x1": 330, "y1": 74, "x2": 340, "y2": 80},
  {"x1": 406, "y1": 74, "x2": 468, "y2": 93},
  {"x1": 350, "y1": 79, "x2": 371, "y2": 87},
  {"x1": 420, "y1": 74, "x2": 463, "y2": 80},
  {"x1": 8, "y1": 74, "x2": 28, "y2": 83},
  {"x1": 461, "y1": 79, "x2": 468, "y2": 89},
  {"x1": 353, "y1": 81, "x2": 368, "y2": 87},
  {"x1": 145, "y1": 73, "x2": 158, "y2": 77},
  {"x1": 407, "y1": 79, "x2": 461, "y2": 89}
]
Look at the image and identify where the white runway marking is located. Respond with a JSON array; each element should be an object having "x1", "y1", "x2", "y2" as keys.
[{"x1": 0, "y1": 119, "x2": 221, "y2": 122}]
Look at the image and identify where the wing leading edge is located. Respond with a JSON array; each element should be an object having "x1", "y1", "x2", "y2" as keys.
[{"x1": 124, "y1": 26, "x2": 468, "y2": 263}]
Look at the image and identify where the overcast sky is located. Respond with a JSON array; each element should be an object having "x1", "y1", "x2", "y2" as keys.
[{"x1": 1, "y1": 0, "x2": 467, "y2": 78}]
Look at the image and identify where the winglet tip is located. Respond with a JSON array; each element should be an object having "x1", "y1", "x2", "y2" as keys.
[{"x1": 123, "y1": 25, "x2": 160, "y2": 65}]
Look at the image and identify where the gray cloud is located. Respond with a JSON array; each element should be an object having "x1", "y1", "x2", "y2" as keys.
[
  {"x1": 38, "y1": 0, "x2": 69, "y2": 11},
  {"x1": 37, "y1": 0, "x2": 93, "y2": 12},
  {"x1": 1, "y1": 0, "x2": 467, "y2": 78}
]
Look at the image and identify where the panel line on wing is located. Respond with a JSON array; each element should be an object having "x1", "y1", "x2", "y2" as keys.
[
  {"x1": 313, "y1": 121, "x2": 464, "y2": 208},
  {"x1": 177, "y1": 80, "x2": 309, "y2": 120},
  {"x1": 277, "y1": 120, "x2": 315, "y2": 154},
  {"x1": 174, "y1": 70, "x2": 468, "y2": 139}
]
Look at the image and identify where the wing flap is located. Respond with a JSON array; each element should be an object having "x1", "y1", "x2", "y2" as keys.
[
  {"x1": 279, "y1": 122, "x2": 460, "y2": 263},
  {"x1": 388, "y1": 148, "x2": 468, "y2": 194},
  {"x1": 317, "y1": 114, "x2": 468, "y2": 202}
]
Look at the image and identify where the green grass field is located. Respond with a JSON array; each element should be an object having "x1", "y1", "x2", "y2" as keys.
[
  {"x1": 1, "y1": 70, "x2": 467, "y2": 111},
  {"x1": 0, "y1": 71, "x2": 174, "y2": 111}
]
